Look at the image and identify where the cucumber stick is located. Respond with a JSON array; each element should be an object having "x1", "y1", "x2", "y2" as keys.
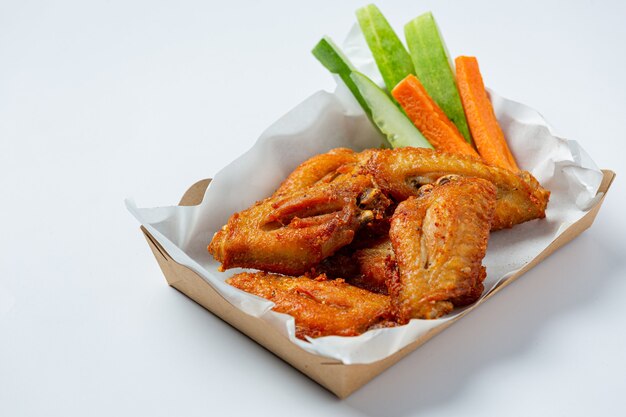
[
  {"x1": 405, "y1": 12, "x2": 473, "y2": 145},
  {"x1": 312, "y1": 37, "x2": 431, "y2": 149},
  {"x1": 312, "y1": 36, "x2": 372, "y2": 119},
  {"x1": 351, "y1": 71, "x2": 432, "y2": 149},
  {"x1": 356, "y1": 4, "x2": 415, "y2": 93}
]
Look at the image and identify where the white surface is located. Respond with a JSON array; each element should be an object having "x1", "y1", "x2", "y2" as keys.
[{"x1": 1, "y1": 0, "x2": 624, "y2": 415}]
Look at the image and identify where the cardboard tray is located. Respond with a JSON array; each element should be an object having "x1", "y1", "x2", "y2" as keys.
[{"x1": 140, "y1": 170, "x2": 615, "y2": 398}]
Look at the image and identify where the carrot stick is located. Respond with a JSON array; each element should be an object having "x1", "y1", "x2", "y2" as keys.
[
  {"x1": 455, "y1": 56, "x2": 519, "y2": 172},
  {"x1": 392, "y1": 74, "x2": 479, "y2": 158}
]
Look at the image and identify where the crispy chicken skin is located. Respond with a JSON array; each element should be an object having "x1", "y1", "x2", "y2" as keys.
[
  {"x1": 363, "y1": 147, "x2": 549, "y2": 230},
  {"x1": 227, "y1": 272, "x2": 392, "y2": 338},
  {"x1": 274, "y1": 148, "x2": 357, "y2": 196},
  {"x1": 388, "y1": 176, "x2": 497, "y2": 322},
  {"x1": 209, "y1": 175, "x2": 372, "y2": 275},
  {"x1": 208, "y1": 150, "x2": 391, "y2": 275}
]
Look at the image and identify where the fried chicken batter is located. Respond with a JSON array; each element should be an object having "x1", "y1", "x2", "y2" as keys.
[
  {"x1": 227, "y1": 272, "x2": 392, "y2": 338},
  {"x1": 388, "y1": 176, "x2": 497, "y2": 321}
]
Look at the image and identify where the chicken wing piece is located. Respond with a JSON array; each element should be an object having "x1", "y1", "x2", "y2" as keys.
[
  {"x1": 363, "y1": 147, "x2": 549, "y2": 230},
  {"x1": 208, "y1": 159, "x2": 391, "y2": 275},
  {"x1": 227, "y1": 272, "x2": 392, "y2": 338},
  {"x1": 316, "y1": 237, "x2": 393, "y2": 294},
  {"x1": 274, "y1": 147, "x2": 357, "y2": 196},
  {"x1": 388, "y1": 176, "x2": 497, "y2": 322}
]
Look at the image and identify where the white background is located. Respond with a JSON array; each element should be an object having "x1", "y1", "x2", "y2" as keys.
[{"x1": 1, "y1": 1, "x2": 625, "y2": 416}]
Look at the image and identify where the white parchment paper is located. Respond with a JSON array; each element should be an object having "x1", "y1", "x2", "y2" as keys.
[{"x1": 126, "y1": 26, "x2": 603, "y2": 364}]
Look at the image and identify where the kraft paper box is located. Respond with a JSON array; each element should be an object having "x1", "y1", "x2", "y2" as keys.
[
  {"x1": 126, "y1": 23, "x2": 615, "y2": 399},
  {"x1": 137, "y1": 171, "x2": 613, "y2": 398}
]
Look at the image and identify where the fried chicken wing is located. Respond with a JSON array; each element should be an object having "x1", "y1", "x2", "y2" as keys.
[
  {"x1": 227, "y1": 272, "x2": 392, "y2": 338},
  {"x1": 208, "y1": 144, "x2": 552, "y2": 337},
  {"x1": 363, "y1": 147, "x2": 549, "y2": 230},
  {"x1": 209, "y1": 149, "x2": 391, "y2": 275},
  {"x1": 388, "y1": 176, "x2": 497, "y2": 321}
]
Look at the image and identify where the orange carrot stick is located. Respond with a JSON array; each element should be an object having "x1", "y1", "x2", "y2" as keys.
[
  {"x1": 455, "y1": 56, "x2": 519, "y2": 172},
  {"x1": 392, "y1": 74, "x2": 479, "y2": 158}
]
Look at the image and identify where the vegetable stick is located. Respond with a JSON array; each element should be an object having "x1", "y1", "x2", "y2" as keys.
[
  {"x1": 356, "y1": 4, "x2": 415, "y2": 93},
  {"x1": 312, "y1": 37, "x2": 432, "y2": 149},
  {"x1": 455, "y1": 56, "x2": 520, "y2": 172},
  {"x1": 351, "y1": 71, "x2": 433, "y2": 149},
  {"x1": 313, "y1": 37, "x2": 430, "y2": 149},
  {"x1": 404, "y1": 12, "x2": 473, "y2": 144},
  {"x1": 312, "y1": 37, "x2": 373, "y2": 120},
  {"x1": 392, "y1": 74, "x2": 479, "y2": 158}
]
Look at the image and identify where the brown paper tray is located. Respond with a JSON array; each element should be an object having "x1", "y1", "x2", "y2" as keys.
[{"x1": 140, "y1": 170, "x2": 615, "y2": 398}]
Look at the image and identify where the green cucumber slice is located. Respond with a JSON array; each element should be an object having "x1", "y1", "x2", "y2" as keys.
[
  {"x1": 405, "y1": 12, "x2": 473, "y2": 144},
  {"x1": 312, "y1": 36, "x2": 372, "y2": 118},
  {"x1": 351, "y1": 71, "x2": 432, "y2": 149},
  {"x1": 356, "y1": 4, "x2": 415, "y2": 93}
]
